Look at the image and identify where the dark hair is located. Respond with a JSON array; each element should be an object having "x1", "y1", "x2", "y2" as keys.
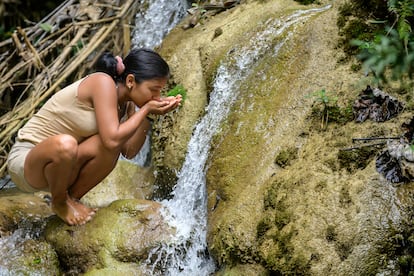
[
  {"x1": 122, "y1": 48, "x2": 170, "y2": 83},
  {"x1": 94, "y1": 48, "x2": 170, "y2": 83},
  {"x1": 95, "y1": 52, "x2": 118, "y2": 80}
]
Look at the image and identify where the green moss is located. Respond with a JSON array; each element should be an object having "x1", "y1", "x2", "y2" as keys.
[
  {"x1": 326, "y1": 225, "x2": 337, "y2": 242},
  {"x1": 274, "y1": 147, "x2": 298, "y2": 168},
  {"x1": 336, "y1": 241, "x2": 353, "y2": 261},
  {"x1": 263, "y1": 180, "x2": 284, "y2": 210},
  {"x1": 314, "y1": 180, "x2": 327, "y2": 192},
  {"x1": 261, "y1": 229, "x2": 311, "y2": 275},
  {"x1": 294, "y1": 0, "x2": 317, "y2": 4},
  {"x1": 257, "y1": 181, "x2": 310, "y2": 275},
  {"x1": 257, "y1": 215, "x2": 273, "y2": 239},
  {"x1": 338, "y1": 146, "x2": 379, "y2": 173},
  {"x1": 274, "y1": 209, "x2": 292, "y2": 231},
  {"x1": 339, "y1": 185, "x2": 352, "y2": 207},
  {"x1": 151, "y1": 166, "x2": 178, "y2": 200},
  {"x1": 307, "y1": 89, "x2": 354, "y2": 131},
  {"x1": 376, "y1": 216, "x2": 414, "y2": 275}
]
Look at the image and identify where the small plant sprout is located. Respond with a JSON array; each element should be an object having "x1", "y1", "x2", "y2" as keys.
[{"x1": 307, "y1": 89, "x2": 338, "y2": 130}]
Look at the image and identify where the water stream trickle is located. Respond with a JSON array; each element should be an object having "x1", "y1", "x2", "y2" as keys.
[
  {"x1": 145, "y1": 5, "x2": 331, "y2": 275},
  {"x1": 132, "y1": 0, "x2": 188, "y2": 49}
]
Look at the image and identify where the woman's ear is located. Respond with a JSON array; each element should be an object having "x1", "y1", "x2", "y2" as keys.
[{"x1": 125, "y1": 74, "x2": 135, "y2": 92}]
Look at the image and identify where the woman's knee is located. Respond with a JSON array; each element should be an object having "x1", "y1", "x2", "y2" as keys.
[{"x1": 52, "y1": 134, "x2": 78, "y2": 160}]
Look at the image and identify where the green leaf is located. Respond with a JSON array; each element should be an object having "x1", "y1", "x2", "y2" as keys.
[{"x1": 39, "y1": 23, "x2": 53, "y2": 32}]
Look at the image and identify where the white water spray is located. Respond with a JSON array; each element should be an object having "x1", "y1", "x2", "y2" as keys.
[
  {"x1": 146, "y1": 5, "x2": 331, "y2": 275},
  {"x1": 132, "y1": 0, "x2": 188, "y2": 49}
]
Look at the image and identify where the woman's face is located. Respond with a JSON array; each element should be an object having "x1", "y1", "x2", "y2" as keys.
[{"x1": 130, "y1": 78, "x2": 167, "y2": 107}]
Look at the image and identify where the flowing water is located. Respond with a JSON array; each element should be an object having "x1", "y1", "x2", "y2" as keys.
[
  {"x1": 145, "y1": 5, "x2": 331, "y2": 275},
  {"x1": 132, "y1": 0, "x2": 188, "y2": 49}
]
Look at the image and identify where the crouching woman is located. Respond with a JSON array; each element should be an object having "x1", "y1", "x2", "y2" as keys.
[{"x1": 7, "y1": 48, "x2": 182, "y2": 226}]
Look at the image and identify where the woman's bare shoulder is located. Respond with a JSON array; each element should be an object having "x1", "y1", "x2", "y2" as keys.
[
  {"x1": 82, "y1": 72, "x2": 116, "y2": 90},
  {"x1": 78, "y1": 72, "x2": 116, "y2": 103},
  {"x1": 86, "y1": 72, "x2": 114, "y2": 82}
]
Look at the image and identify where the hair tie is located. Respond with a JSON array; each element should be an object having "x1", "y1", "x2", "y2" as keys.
[{"x1": 115, "y1": 55, "x2": 125, "y2": 75}]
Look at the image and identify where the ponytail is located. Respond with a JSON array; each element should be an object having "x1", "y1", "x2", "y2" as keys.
[{"x1": 95, "y1": 52, "x2": 122, "y2": 81}]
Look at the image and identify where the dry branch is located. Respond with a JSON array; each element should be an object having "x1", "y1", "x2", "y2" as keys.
[{"x1": 0, "y1": 0, "x2": 140, "y2": 178}]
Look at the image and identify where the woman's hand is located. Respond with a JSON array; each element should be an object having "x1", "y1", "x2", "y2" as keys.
[{"x1": 145, "y1": 95, "x2": 182, "y2": 115}]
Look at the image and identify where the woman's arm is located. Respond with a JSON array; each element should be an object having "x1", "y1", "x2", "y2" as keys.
[
  {"x1": 88, "y1": 74, "x2": 148, "y2": 150},
  {"x1": 120, "y1": 102, "x2": 151, "y2": 159},
  {"x1": 89, "y1": 74, "x2": 178, "y2": 151}
]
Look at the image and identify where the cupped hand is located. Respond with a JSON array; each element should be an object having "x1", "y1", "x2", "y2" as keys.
[{"x1": 146, "y1": 95, "x2": 182, "y2": 115}]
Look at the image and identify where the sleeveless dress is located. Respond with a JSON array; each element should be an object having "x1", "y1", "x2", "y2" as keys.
[{"x1": 7, "y1": 76, "x2": 99, "y2": 192}]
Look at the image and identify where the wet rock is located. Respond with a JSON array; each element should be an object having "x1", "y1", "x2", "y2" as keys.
[
  {"x1": 353, "y1": 86, "x2": 404, "y2": 123},
  {"x1": 0, "y1": 189, "x2": 53, "y2": 236},
  {"x1": 44, "y1": 199, "x2": 174, "y2": 274},
  {"x1": 81, "y1": 160, "x2": 155, "y2": 208},
  {"x1": 0, "y1": 238, "x2": 60, "y2": 275}
]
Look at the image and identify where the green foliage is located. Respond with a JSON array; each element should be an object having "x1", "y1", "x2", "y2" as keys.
[
  {"x1": 352, "y1": 28, "x2": 414, "y2": 82},
  {"x1": 167, "y1": 84, "x2": 187, "y2": 102},
  {"x1": 338, "y1": 0, "x2": 414, "y2": 84},
  {"x1": 388, "y1": 0, "x2": 414, "y2": 49},
  {"x1": 191, "y1": 2, "x2": 207, "y2": 14},
  {"x1": 308, "y1": 89, "x2": 338, "y2": 106},
  {"x1": 71, "y1": 40, "x2": 84, "y2": 55}
]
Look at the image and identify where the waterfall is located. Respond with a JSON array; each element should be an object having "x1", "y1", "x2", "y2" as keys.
[
  {"x1": 146, "y1": 5, "x2": 331, "y2": 275},
  {"x1": 132, "y1": 0, "x2": 188, "y2": 49}
]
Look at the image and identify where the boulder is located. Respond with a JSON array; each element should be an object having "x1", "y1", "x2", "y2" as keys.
[{"x1": 44, "y1": 199, "x2": 174, "y2": 274}]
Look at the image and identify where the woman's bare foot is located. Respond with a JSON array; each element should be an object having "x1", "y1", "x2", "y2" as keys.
[
  {"x1": 51, "y1": 196, "x2": 94, "y2": 225},
  {"x1": 68, "y1": 196, "x2": 97, "y2": 217}
]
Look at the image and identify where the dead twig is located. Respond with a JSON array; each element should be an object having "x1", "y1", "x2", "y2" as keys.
[{"x1": 341, "y1": 141, "x2": 388, "y2": 151}]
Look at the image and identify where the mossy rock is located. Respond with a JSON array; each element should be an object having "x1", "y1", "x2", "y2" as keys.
[
  {"x1": 0, "y1": 238, "x2": 60, "y2": 275},
  {"x1": 44, "y1": 199, "x2": 173, "y2": 274}
]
